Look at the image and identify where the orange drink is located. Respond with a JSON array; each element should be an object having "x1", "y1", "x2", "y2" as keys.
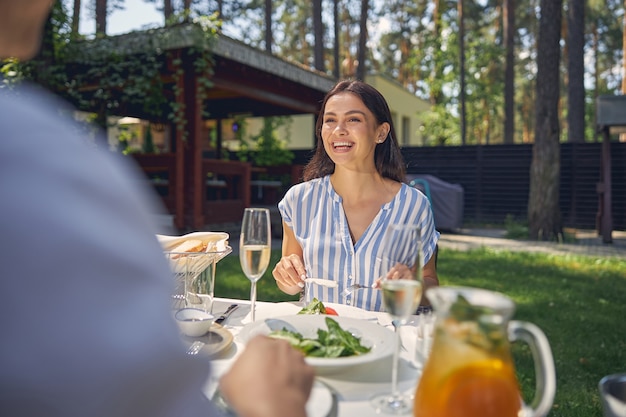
[
  {"x1": 413, "y1": 317, "x2": 522, "y2": 417},
  {"x1": 414, "y1": 287, "x2": 555, "y2": 417}
]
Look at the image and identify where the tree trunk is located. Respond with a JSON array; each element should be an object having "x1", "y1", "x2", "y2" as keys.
[
  {"x1": 313, "y1": 0, "x2": 324, "y2": 71},
  {"x1": 95, "y1": 0, "x2": 107, "y2": 36},
  {"x1": 567, "y1": 0, "x2": 585, "y2": 142},
  {"x1": 356, "y1": 0, "x2": 368, "y2": 81},
  {"x1": 458, "y1": 0, "x2": 466, "y2": 145},
  {"x1": 265, "y1": 0, "x2": 273, "y2": 53},
  {"x1": 333, "y1": 0, "x2": 340, "y2": 78},
  {"x1": 71, "y1": 0, "x2": 81, "y2": 38},
  {"x1": 503, "y1": 0, "x2": 515, "y2": 144},
  {"x1": 623, "y1": 0, "x2": 626, "y2": 93},
  {"x1": 528, "y1": 0, "x2": 563, "y2": 241},
  {"x1": 592, "y1": 22, "x2": 600, "y2": 143},
  {"x1": 430, "y1": 0, "x2": 443, "y2": 105},
  {"x1": 164, "y1": 0, "x2": 173, "y2": 21}
]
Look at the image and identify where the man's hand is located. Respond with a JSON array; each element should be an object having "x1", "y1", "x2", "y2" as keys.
[{"x1": 219, "y1": 335, "x2": 315, "y2": 417}]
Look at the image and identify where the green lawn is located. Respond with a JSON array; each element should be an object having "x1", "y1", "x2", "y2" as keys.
[{"x1": 214, "y1": 248, "x2": 626, "y2": 417}]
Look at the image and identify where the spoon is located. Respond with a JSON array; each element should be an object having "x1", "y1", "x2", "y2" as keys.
[{"x1": 265, "y1": 318, "x2": 299, "y2": 333}]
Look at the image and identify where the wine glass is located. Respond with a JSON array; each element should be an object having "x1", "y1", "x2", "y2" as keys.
[
  {"x1": 370, "y1": 223, "x2": 423, "y2": 415},
  {"x1": 239, "y1": 208, "x2": 271, "y2": 322}
]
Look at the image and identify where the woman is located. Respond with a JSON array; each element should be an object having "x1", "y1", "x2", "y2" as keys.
[{"x1": 272, "y1": 79, "x2": 439, "y2": 311}]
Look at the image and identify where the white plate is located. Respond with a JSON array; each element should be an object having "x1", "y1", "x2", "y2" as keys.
[
  {"x1": 307, "y1": 381, "x2": 335, "y2": 417},
  {"x1": 238, "y1": 315, "x2": 395, "y2": 374}
]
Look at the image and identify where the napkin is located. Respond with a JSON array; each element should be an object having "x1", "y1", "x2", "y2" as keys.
[
  {"x1": 158, "y1": 232, "x2": 232, "y2": 274},
  {"x1": 157, "y1": 231, "x2": 230, "y2": 253}
]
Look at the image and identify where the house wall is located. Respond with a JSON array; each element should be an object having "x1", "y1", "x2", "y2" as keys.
[{"x1": 239, "y1": 74, "x2": 430, "y2": 150}]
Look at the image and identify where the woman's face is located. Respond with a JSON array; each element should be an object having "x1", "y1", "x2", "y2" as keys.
[{"x1": 320, "y1": 92, "x2": 389, "y2": 171}]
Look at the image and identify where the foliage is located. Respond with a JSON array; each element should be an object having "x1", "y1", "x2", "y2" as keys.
[
  {"x1": 419, "y1": 107, "x2": 460, "y2": 146},
  {"x1": 216, "y1": 247, "x2": 626, "y2": 417},
  {"x1": 237, "y1": 117, "x2": 295, "y2": 166},
  {"x1": 12, "y1": 1, "x2": 626, "y2": 146},
  {"x1": 2, "y1": 6, "x2": 219, "y2": 142},
  {"x1": 504, "y1": 214, "x2": 529, "y2": 240}
]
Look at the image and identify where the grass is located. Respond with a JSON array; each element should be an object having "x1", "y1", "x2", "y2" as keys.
[{"x1": 215, "y1": 248, "x2": 626, "y2": 417}]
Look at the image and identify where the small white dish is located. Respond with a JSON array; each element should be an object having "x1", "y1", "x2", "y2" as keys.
[
  {"x1": 175, "y1": 308, "x2": 214, "y2": 337},
  {"x1": 181, "y1": 324, "x2": 234, "y2": 358}
]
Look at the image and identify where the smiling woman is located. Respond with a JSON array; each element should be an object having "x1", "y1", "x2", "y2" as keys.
[{"x1": 271, "y1": 79, "x2": 440, "y2": 312}]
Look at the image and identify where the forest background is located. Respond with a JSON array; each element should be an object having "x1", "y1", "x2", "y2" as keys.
[
  {"x1": 2, "y1": 0, "x2": 624, "y2": 240},
  {"x1": 63, "y1": 0, "x2": 624, "y2": 146}
]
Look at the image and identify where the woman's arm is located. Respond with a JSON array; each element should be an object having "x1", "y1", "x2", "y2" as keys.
[
  {"x1": 272, "y1": 221, "x2": 307, "y2": 295},
  {"x1": 420, "y1": 248, "x2": 439, "y2": 306}
]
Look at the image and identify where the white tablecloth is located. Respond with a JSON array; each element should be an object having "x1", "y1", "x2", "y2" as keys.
[{"x1": 201, "y1": 298, "x2": 428, "y2": 417}]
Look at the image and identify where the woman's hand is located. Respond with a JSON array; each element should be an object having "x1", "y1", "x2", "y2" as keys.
[
  {"x1": 372, "y1": 262, "x2": 414, "y2": 288},
  {"x1": 273, "y1": 254, "x2": 307, "y2": 295},
  {"x1": 372, "y1": 256, "x2": 439, "y2": 306}
]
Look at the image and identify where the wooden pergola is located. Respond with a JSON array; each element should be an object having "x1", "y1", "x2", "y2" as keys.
[{"x1": 70, "y1": 25, "x2": 335, "y2": 230}]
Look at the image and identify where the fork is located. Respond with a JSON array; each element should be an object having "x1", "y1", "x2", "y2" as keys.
[
  {"x1": 340, "y1": 283, "x2": 374, "y2": 298},
  {"x1": 186, "y1": 340, "x2": 205, "y2": 355}
]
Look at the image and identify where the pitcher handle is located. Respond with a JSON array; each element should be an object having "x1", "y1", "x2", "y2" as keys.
[{"x1": 509, "y1": 320, "x2": 557, "y2": 417}]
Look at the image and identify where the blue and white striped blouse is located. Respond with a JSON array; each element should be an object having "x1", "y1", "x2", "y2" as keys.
[{"x1": 278, "y1": 175, "x2": 440, "y2": 311}]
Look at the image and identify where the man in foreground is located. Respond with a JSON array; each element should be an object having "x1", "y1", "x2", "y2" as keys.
[{"x1": 0, "y1": 1, "x2": 314, "y2": 416}]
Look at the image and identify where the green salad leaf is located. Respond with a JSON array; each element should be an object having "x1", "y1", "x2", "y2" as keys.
[
  {"x1": 297, "y1": 298, "x2": 327, "y2": 315},
  {"x1": 269, "y1": 317, "x2": 372, "y2": 358}
]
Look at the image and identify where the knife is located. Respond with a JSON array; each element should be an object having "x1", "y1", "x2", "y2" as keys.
[
  {"x1": 215, "y1": 304, "x2": 239, "y2": 325},
  {"x1": 303, "y1": 278, "x2": 338, "y2": 288}
]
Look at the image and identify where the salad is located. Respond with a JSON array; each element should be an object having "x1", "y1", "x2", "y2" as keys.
[
  {"x1": 298, "y1": 298, "x2": 338, "y2": 316},
  {"x1": 269, "y1": 316, "x2": 372, "y2": 358}
]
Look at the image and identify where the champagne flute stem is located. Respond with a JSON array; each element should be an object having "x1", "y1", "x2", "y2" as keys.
[
  {"x1": 250, "y1": 281, "x2": 257, "y2": 322},
  {"x1": 391, "y1": 321, "x2": 400, "y2": 398}
]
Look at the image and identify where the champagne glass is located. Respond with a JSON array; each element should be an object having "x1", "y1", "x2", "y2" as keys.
[
  {"x1": 370, "y1": 223, "x2": 423, "y2": 415},
  {"x1": 239, "y1": 208, "x2": 271, "y2": 322}
]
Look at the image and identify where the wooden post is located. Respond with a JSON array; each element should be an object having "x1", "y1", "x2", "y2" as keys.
[
  {"x1": 601, "y1": 130, "x2": 613, "y2": 243},
  {"x1": 170, "y1": 51, "x2": 186, "y2": 231},
  {"x1": 183, "y1": 51, "x2": 205, "y2": 229}
]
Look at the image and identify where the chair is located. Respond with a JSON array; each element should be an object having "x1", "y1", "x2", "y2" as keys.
[{"x1": 409, "y1": 178, "x2": 432, "y2": 205}]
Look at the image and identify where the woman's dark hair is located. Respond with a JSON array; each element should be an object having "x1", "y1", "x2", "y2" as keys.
[{"x1": 302, "y1": 79, "x2": 406, "y2": 182}]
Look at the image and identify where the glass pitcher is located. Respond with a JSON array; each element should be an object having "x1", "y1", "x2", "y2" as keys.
[{"x1": 413, "y1": 286, "x2": 556, "y2": 417}]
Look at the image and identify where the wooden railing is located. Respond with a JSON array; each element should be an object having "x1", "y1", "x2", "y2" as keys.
[
  {"x1": 131, "y1": 153, "x2": 177, "y2": 215},
  {"x1": 132, "y1": 155, "x2": 304, "y2": 227},
  {"x1": 202, "y1": 159, "x2": 251, "y2": 224}
]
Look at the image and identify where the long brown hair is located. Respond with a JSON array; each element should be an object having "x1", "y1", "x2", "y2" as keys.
[{"x1": 302, "y1": 79, "x2": 406, "y2": 182}]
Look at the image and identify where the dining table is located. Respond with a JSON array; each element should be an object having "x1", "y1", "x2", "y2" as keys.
[{"x1": 193, "y1": 297, "x2": 431, "y2": 417}]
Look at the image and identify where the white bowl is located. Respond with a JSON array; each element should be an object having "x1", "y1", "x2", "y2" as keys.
[{"x1": 175, "y1": 308, "x2": 214, "y2": 337}]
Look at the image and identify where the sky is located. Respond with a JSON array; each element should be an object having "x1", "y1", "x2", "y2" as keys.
[{"x1": 76, "y1": 0, "x2": 164, "y2": 35}]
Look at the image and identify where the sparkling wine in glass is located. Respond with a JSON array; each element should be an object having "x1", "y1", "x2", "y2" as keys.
[
  {"x1": 239, "y1": 208, "x2": 271, "y2": 322},
  {"x1": 371, "y1": 223, "x2": 423, "y2": 415}
]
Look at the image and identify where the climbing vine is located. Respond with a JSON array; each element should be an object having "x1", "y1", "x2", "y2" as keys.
[{"x1": 2, "y1": 6, "x2": 219, "y2": 142}]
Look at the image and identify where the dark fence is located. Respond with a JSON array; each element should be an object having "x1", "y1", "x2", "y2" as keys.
[{"x1": 292, "y1": 143, "x2": 626, "y2": 231}]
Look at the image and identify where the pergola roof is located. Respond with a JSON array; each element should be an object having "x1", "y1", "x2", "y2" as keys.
[{"x1": 75, "y1": 24, "x2": 336, "y2": 119}]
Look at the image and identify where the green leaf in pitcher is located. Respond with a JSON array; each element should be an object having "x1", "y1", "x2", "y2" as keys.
[{"x1": 449, "y1": 295, "x2": 506, "y2": 351}]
